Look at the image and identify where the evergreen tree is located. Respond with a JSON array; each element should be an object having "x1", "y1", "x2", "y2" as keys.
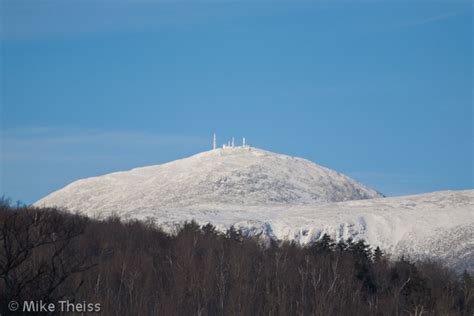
[
  {"x1": 373, "y1": 246, "x2": 384, "y2": 263},
  {"x1": 311, "y1": 233, "x2": 334, "y2": 254}
]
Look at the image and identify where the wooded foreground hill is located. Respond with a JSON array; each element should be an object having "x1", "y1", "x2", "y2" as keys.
[{"x1": 0, "y1": 201, "x2": 472, "y2": 316}]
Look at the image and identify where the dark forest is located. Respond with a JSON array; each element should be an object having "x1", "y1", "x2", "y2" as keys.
[{"x1": 0, "y1": 200, "x2": 472, "y2": 315}]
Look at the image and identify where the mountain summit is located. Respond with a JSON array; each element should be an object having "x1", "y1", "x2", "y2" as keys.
[{"x1": 35, "y1": 147, "x2": 382, "y2": 213}]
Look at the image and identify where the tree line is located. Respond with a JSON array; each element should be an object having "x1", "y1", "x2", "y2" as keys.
[{"x1": 0, "y1": 200, "x2": 472, "y2": 315}]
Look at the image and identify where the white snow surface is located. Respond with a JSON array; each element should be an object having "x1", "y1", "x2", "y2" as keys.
[
  {"x1": 35, "y1": 147, "x2": 473, "y2": 271},
  {"x1": 35, "y1": 147, "x2": 382, "y2": 210}
]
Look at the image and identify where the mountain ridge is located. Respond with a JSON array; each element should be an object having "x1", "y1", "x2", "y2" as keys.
[{"x1": 35, "y1": 147, "x2": 383, "y2": 212}]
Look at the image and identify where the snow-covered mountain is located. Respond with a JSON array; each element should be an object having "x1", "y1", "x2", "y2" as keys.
[
  {"x1": 35, "y1": 147, "x2": 473, "y2": 271},
  {"x1": 142, "y1": 190, "x2": 470, "y2": 272},
  {"x1": 35, "y1": 147, "x2": 382, "y2": 212}
]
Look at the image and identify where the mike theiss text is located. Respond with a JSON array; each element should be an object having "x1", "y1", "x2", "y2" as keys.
[{"x1": 22, "y1": 300, "x2": 100, "y2": 313}]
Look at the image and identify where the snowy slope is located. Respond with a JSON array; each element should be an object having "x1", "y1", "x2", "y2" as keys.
[
  {"x1": 65, "y1": 190, "x2": 469, "y2": 271},
  {"x1": 35, "y1": 147, "x2": 382, "y2": 213},
  {"x1": 34, "y1": 147, "x2": 473, "y2": 271}
]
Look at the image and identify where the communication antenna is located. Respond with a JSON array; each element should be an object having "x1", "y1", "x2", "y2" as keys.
[
  {"x1": 231, "y1": 137, "x2": 235, "y2": 148},
  {"x1": 213, "y1": 133, "x2": 217, "y2": 150},
  {"x1": 243, "y1": 137, "x2": 246, "y2": 147}
]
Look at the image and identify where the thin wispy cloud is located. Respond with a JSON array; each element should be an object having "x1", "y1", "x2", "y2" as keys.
[
  {"x1": 396, "y1": 10, "x2": 464, "y2": 29},
  {"x1": 0, "y1": 0, "x2": 227, "y2": 40},
  {"x1": 1, "y1": 127, "x2": 208, "y2": 163},
  {"x1": 0, "y1": 0, "x2": 295, "y2": 40},
  {"x1": 3, "y1": 0, "x2": 468, "y2": 40}
]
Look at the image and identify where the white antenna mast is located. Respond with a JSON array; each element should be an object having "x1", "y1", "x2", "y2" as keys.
[
  {"x1": 213, "y1": 133, "x2": 217, "y2": 150},
  {"x1": 243, "y1": 137, "x2": 246, "y2": 147},
  {"x1": 231, "y1": 137, "x2": 235, "y2": 148}
]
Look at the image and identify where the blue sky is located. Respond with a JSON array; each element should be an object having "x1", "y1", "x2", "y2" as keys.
[{"x1": 1, "y1": 0, "x2": 472, "y2": 204}]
